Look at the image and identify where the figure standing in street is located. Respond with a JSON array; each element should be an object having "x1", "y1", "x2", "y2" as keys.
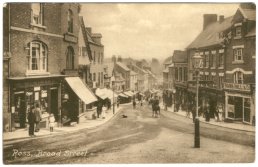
[
  {"x1": 97, "y1": 101, "x2": 103, "y2": 118},
  {"x1": 204, "y1": 102, "x2": 210, "y2": 122},
  {"x1": 34, "y1": 103, "x2": 42, "y2": 132},
  {"x1": 49, "y1": 113, "x2": 55, "y2": 132},
  {"x1": 28, "y1": 106, "x2": 36, "y2": 137},
  {"x1": 191, "y1": 102, "x2": 196, "y2": 123},
  {"x1": 133, "y1": 100, "x2": 136, "y2": 109}
]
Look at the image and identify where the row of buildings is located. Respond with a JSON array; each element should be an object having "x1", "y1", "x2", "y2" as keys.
[
  {"x1": 2, "y1": 3, "x2": 158, "y2": 132},
  {"x1": 163, "y1": 4, "x2": 255, "y2": 125}
]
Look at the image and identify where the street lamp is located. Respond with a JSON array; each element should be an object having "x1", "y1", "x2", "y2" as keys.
[
  {"x1": 112, "y1": 82, "x2": 115, "y2": 115},
  {"x1": 193, "y1": 50, "x2": 203, "y2": 148}
]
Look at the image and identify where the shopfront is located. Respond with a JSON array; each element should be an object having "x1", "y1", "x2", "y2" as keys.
[
  {"x1": 224, "y1": 83, "x2": 254, "y2": 124},
  {"x1": 9, "y1": 75, "x2": 64, "y2": 130}
]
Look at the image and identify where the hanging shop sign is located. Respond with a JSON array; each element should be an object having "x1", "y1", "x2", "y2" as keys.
[{"x1": 41, "y1": 90, "x2": 48, "y2": 97}]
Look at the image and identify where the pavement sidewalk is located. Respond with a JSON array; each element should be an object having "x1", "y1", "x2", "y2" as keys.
[
  {"x1": 160, "y1": 103, "x2": 255, "y2": 132},
  {"x1": 3, "y1": 103, "x2": 131, "y2": 143}
]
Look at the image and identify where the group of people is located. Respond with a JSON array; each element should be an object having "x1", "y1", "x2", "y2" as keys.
[
  {"x1": 149, "y1": 96, "x2": 160, "y2": 118},
  {"x1": 27, "y1": 103, "x2": 56, "y2": 137},
  {"x1": 187, "y1": 101, "x2": 224, "y2": 123}
]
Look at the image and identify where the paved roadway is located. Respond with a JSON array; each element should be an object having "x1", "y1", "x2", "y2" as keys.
[{"x1": 3, "y1": 104, "x2": 255, "y2": 164}]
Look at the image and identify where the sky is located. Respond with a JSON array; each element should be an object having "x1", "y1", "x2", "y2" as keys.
[{"x1": 80, "y1": 3, "x2": 240, "y2": 62}]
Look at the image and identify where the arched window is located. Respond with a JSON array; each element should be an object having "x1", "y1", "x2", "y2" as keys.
[
  {"x1": 66, "y1": 46, "x2": 74, "y2": 69},
  {"x1": 234, "y1": 71, "x2": 243, "y2": 84},
  {"x1": 67, "y1": 10, "x2": 73, "y2": 33},
  {"x1": 27, "y1": 41, "x2": 48, "y2": 71}
]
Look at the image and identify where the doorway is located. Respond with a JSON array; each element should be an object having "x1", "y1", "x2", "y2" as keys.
[
  {"x1": 50, "y1": 89, "x2": 59, "y2": 121},
  {"x1": 14, "y1": 92, "x2": 26, "y2": 128}
]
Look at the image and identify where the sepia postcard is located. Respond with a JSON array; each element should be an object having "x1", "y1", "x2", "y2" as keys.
[{"x1": 2, "y1": 2, "x2": 256, "y2": 164}]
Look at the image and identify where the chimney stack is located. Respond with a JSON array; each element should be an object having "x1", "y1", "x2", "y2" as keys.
[
  {"x1": 203, "y1": 14, "x2": 217, "y2": 30},
  {"x1": 219, "y1": 15, "x2": 224, "y2": 23}
]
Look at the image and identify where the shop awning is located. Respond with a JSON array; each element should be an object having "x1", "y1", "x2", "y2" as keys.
[
  {"x1": 65, "y1": 77, "x2": 97, "y2": 104},
  {"x1": 118, "y1": 93, "x2": 128, "y2": 98},
  {"x1": 95, "y1": 88, "x2": 109, "y2": 99},
  {"x1": 124, "y1": 91, "x2": 133, "y2": 97},
  {"x1": 106, "y1": 89, "x2": 118, "y2": 98},
  {"x1": 139, "y1": 93, "x2": 145, "y2": 96}
]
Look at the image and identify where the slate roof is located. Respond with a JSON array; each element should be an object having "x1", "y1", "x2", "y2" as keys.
[
  {"x1": 172, "y1": 50, "x2": 187, "y2": 63},
  {"x1": 116, "y1": 62, "x2": 130, "y2": 71},
  {"x1": 245, "y1": 26, "x2": 256, "y2": 37},
  {"x1": 240, "y1": 8, "x2": 256, "y2": 21},
  {"x1": 187, "y1": 16, "x2": 233, "y2": 49}
]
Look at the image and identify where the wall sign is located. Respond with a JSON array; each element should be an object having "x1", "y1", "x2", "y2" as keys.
[{"x1": 224, "y1": 83, "x2": 251, "y2": 91}]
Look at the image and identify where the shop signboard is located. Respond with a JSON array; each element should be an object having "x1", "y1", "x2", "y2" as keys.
[{"x1": 224, "y1": 83, "x2": 251, "y2": 92}]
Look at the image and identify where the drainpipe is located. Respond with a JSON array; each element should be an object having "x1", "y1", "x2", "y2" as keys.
[{"x1": 8, "y1": 4, "x2": 12, "y2": 132}]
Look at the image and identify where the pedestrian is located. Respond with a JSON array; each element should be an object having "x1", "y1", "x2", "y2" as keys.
[
  {"x1": 191, "y1": 103, "x2": 196, "y2": 123},
  {"x1": 34, "y1": 103, "x2": 41, "y2": 132},
  {"x1": 27, "y1": 106, "x2": 36, "y2": 137},
  {"x1": 97, "y1": 101, "x2": 103, "y2": 118},
  {"x1": 49, "y1": 113, "x2": 55, "y2": 133},
  {"x1": 117, "y1": 98, "x2": 120, "y2": 108},
  {"x1": 186, "y1": 101, "x2": 191, "y2": 118},
  {"x1": 204, "y1": 102, "x2": 210, "y2": 122},
  {"x1": 133, "y1": 100, "x2": 136, "y2": 109},
  {"x1": 216, "y1": 103, "x2": 223, "y2": 122},
  {"x1": 140, "y1": 99, "x2": 143, "y2": 106}
]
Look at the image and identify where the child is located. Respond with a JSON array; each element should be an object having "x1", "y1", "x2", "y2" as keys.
[{"x1": 49, "y1": 113, "x2": 55, "y2": 132}]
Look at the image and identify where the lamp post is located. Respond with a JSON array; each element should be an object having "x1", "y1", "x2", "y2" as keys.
[
  {"x1": 112, "y1": 82, "x2": 115, "y2": 115},
  {"x1": 193, "y1": 50, "x2": 203, "y2": 148}
]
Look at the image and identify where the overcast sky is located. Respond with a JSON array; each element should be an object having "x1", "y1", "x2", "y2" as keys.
[{"x1": 80, "y1": 3, "x2": 239, "y2": 62}]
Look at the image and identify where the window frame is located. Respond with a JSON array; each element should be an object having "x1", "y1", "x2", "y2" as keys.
[
  {"x1": 27, "y1": 41, "x2": 48, "y2": 73},
  {"x1": 67, "y1": 9, "x2": 73, "y2": 33},
  {"x1": 66, "y1": 46, "x2": 75, "y2": 70},
  {"x1": 234, "y1": 71, "x2": 244, "y2": 84},
  {"x1": 233, "y1": 48, "x2": 243, "y2": 61},
  {"x1": 31, "y1": 3, "x2": 43, "y2": 25}
]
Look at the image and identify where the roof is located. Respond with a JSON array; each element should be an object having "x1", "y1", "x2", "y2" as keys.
[
  {"x1": 163, "y1": 57, "x2": 172, "y2": 65},
  {"x1": 79, "y1": 16, "x2": 93, "y2": 60},
  {"x1": 114, "y1": 71, "x2": 125, "y2": 81},
  {"x1": 187, "y1": 16, "x2": 233, "y2": 49},
  {"x1": 172, "y1": 50, "x2": 187, "y2": 63},
  {"x1": 245, "y1": 26, "x2": 256, "y2": 37},
  {"x1": 130, "y1": 70, "x2": 137, "y2": 75},
  {"x1": 239, "y1": 7, "x2": 256, "y2": 21},
  {"x1": 116, "y1": 62, "x2": 130, "y2": 71}
]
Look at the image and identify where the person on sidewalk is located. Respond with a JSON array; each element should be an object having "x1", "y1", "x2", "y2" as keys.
[
  {"x1": 216, "y1": 103, "x2": 223, "y2": 122},
  {"x1": 28, "y1": 106, "x2": 36, "y2": 137},
  {"x1": 34, "y1": 103, "x2": 42, "y2": 132},
  {"x1": 191, "y1": 102, "x2": 196, "y2": 123},
  {"x1": 49, "y1": 113, "x2": 55, "y2": 133},
  {"x1": 204, "y1": 102, "x2": 210, "y2": 122}
]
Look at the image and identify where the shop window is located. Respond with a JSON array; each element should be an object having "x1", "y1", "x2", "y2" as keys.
[
  {"x1": 66, "y1": 46, "x2": 74, "y2": 69},
  {"x1": 234, "y1": 71, "x2": 243, "y2": 84},
  {"x1": 244, "y1": 98, "x2": 251, "y2": 123},
  {"x1": 227, "y1": 96, "x2": 235, "y2": 118},
  {"x1": 67, "y1": 9, "x2": 73, "y2": 33},
  {"x1": 31, "y1": 3, "x2": 43, "y2": 25},
  {"x1": 27, "y1": 41, "x2": 48, "y2": 72}
]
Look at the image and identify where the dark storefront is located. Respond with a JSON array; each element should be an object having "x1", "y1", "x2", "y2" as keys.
[{"x1": 9, "y1": 75, "x2": 63, "y2": 130}]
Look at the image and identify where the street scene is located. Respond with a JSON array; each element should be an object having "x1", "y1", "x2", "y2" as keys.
[{"x1": 2, "y1": 2, "x2": 256, "y2": 164}]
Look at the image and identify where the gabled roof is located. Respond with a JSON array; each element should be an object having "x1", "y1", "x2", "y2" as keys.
[
  {"x1": 163, "y1": 57, "x2": 172, "y2": 65},
  {"x1": 239, "y1": 7, "x2": 256, "y2": 21},
  {"x1": 187, "y1": 16, "x2": 233, "y2": 49},
  {"x1": 116, "y1": 62, "x2": 130, "y2": 71},
  {"x1": 172, "y1": 50, "x2": 187, "y2": 63},
  {"x1": 79, "y1": 16, "x2": 92, "y2": 61}
]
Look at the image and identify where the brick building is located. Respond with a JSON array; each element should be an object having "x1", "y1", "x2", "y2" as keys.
[
  {"x1": 223, "y1": 5, "x2": 256, "y2": 124},
  {"x1": 186, "y1": 4, "x2": 255, "y2": 124},
  {"x1": 3, "y1": 3, "x2": 97, "y2": 132}
]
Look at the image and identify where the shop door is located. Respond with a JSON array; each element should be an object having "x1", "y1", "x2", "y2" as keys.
[
  {"x1": 50, "y1": 89, "x2": 59, "y2": 121},
  {"x1": 234, "y1": 97, "x2": 243, "y2": 120},
  {"x1": 14, "y1": 92, "x2": 26, "y2": 128}
]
